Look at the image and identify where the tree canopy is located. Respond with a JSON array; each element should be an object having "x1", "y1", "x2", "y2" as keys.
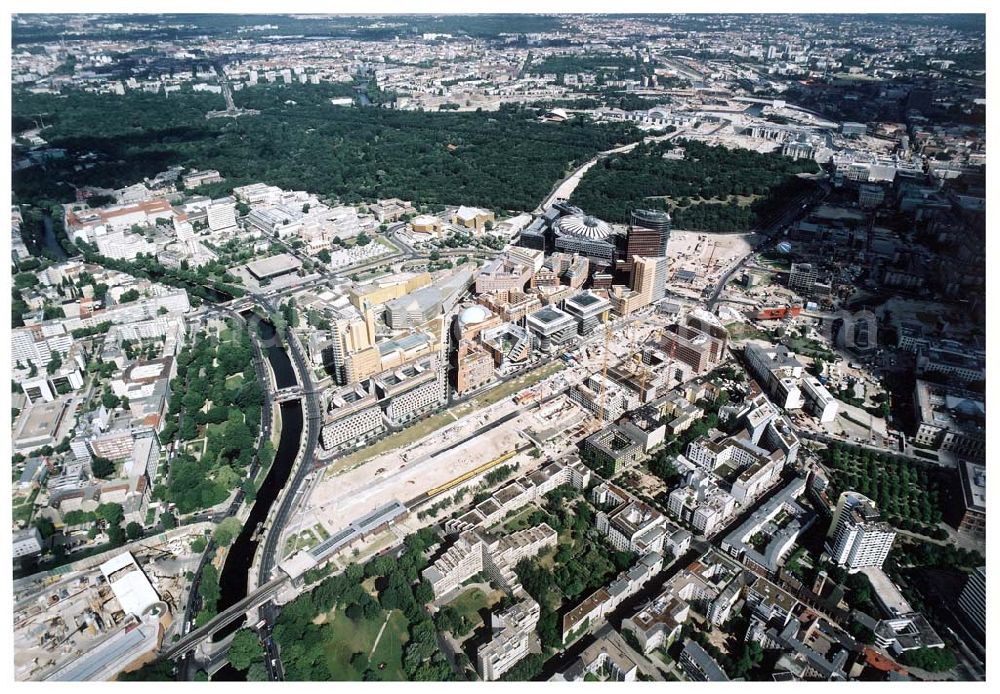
[
  {"x1": 13, "y1": 86, "x2": 642, "y2": 224},
  {"x1": 572, "y1": 138, "x2": 817, "y2": 230},
  {"x1": 213, "y1": 516, "x2": 243, "y2": 547}
]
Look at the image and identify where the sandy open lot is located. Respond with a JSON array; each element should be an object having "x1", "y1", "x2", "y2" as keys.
[
  {"x1": 308, "y1": 410, "x2": 532, "y2": 532},
  {"x1": 667, "y1": 230, "x2": 755, "y2": 295}
]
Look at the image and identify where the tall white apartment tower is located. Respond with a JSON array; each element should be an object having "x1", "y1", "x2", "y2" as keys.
[{"x1": 825, "y1": 491, "x2": 896, "y2": 572}]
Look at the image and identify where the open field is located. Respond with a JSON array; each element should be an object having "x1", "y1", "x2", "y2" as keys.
[
  {"x1": 666, "y1": 230, "x2": 755, "y2": 296},
  {"x1": 325, "y1": 409, "x2": 458, "y2": 474},
  {"x1": 452, "y1": 361, "x2": 564, "y2": 417},
  {"x1": 283, "y1": 528, "x2": 320, "y2": 557},
  {"x1": 311, "y1": 408, "x2": 535, "y2": 531},
  {"x1": 321, "y1": 607, "x2": 409, "y2": 680}
]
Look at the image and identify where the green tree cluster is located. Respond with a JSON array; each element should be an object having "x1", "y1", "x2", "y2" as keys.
[
  {"x1": 572, "y1": 139, "x2": 817, "y2": 229},
  {"x1": 156, "y1": 322, "x2": 262, "y2": 513},
  {"x1": 228, "y1": 628, "x2": 265, "y2": 672},
  {"x1": 272, "y1": 527, "x2": 459, "y2": 681},
  {"x1": 900, "y1": 647, "x2": 957, "y2": 673},
  {"x1": 819, "y1": 443, "x2": 947, "y2": 527},
  {"x1": 213, "y1": 516, "x2": 243, "y2": 547},
  {"x1": 13, "y1": 86, "x2": 642, "y2": 223}
]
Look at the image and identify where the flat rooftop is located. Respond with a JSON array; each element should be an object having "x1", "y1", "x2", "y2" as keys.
[
  {"x1": 960, "y1": 460, "x2": 986, "y2": 513},
  {"x1": 246, "y1": 252, "x2": 302, "y2": 279},
  {"x1": 531, "y1": 307, "x2": 569, "y2": 324},
  {"x1": 569, "y1": 292, "x2": 602, "y2": 307},
  {"x1": 861, "y1": 566, "x2": 912, "y2": 616},
  {"x1": 14, "y1": 399, "x2": 71, "y2": 448}
]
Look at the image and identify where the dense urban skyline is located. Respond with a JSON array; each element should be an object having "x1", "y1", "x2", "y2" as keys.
[{"x1": 8, "y1": 11, "x2": 987, "y2": 685}]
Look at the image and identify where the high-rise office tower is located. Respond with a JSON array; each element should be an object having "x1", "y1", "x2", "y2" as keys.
[
  {"x1": 630, "y1": 209, "x2": 672, "y2": 257},
  {"x1": 633, "y1": 256, "x2": 668, "y2": 305}
]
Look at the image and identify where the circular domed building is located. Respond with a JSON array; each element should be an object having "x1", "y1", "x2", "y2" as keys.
[
  {"x1": 554, "y1": 214, "x2": 615, "y2": 241},
  {"x1": 553, "y1": 213, "x2": 618, "y2": 268},
  {"x1": 459, "y1": 304, "x2": 489, "y2": 327},
  {"x1": 454, "y1": 303, "x2": 496, "y2": 340}
]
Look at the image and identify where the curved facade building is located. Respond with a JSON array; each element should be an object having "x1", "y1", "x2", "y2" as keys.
[
  {"x1": 553, "y1": 214, "x2": 618, "y2": 269},
  {"x1": 629, "y1": 209, "x2": 672, "y2": 257}
]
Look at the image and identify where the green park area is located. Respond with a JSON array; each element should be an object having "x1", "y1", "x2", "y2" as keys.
[
  {"x1": 154, "y1": 321, "x2": 264, "y2": 514},
  {"x1": 321, "y1": 607, "x2": 410, "y2": 680},
  {"x1": 435, "y1": 585, "x2": 505, "y2": 641},
  {"x1": 264, "y1": 527, "x2": 459, "y2": 681},
  {"x1": 13, "y1": 84, "x2": 642, "y2": 220},
  {"x1": 497, "y1": 504, "x2": 539, "y2": 533},
  {"x1": 509, "y1": 487, "x2": 635, "y2": 652},
  {"x1": 818, "y1": 443, "x2": 952, "y2": 537},
  {"x1": 572, "y1": 139, "x2": 817, "y2": 230}
]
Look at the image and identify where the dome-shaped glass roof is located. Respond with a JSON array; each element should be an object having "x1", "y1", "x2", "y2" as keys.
[
  {"x1": 459, "y1": 305, "x2": 489, "y2": 325},
  {"x1": 554, "y1": 213, "x2": 614, "y2": 240}
]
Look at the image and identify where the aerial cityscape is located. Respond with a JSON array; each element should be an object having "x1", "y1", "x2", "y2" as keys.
[{"x1": 8, "y1": 10, "x2": 989, "y2": 684}]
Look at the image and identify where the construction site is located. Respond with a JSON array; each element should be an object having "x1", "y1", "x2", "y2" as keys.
[
  {"x1": 666, "y1": 230, "x2": 756, "y2": 299},
  {"x1": 12, "y1": 525, "x2": 209, "y2": 681},
  {"x1": 282, "y1": 367, "x2": 578, "y2": 554}
]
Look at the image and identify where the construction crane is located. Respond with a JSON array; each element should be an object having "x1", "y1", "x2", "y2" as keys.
[
  {"x1": 598, "y1": 309, "x2": 611, "y2": 426},
  {"x1": 706, "y1": 241, "x2": 719, "y2": 271},
  {"x1": 637, "y1": 327, "x2": 664, "y2": 399}
]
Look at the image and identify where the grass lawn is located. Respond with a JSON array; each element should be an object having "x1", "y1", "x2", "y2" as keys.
[
  {"x1": 757, "y1": 250, "x2": 792, "y2": 271},
  {"x1": 361, "y1": 576, "x2": 379, "y2": 596},
  {"x1": 496, "y1": 504, "x2": 539, "y2": 534},
  {"x1": 724, "y1": 322, "x2": 771, "y2": 341},
  {"x1": 444, "y1": 586, "x2": 503, "y2": 635},
  {"x1": 283, "y1": 529, "x2": 319, "y2": 556},
  {"x1": 325, "y1": 409, "x2": 456, "y2": 475},
  {"x1": 219, "y1": 327, "x2": 235, "y2": 343},
  {"x1": 13, "y1": 500, "x2": 35, "y2": 524},
  {"x1": 12, "y1": 489, "x2": 38, "y2": 524},
  {"x1": 783, "y1": 335, "x2": 836, "y2": 360},
  {"x1": 224, "y1": 373, "x2": 244, "y2": 389},
  {"x1": 323, "y1": 607, "x2": 409, "y2": 680},
  {"x1": 204, "y1": 422, "x2": 226, "y2": 438}
]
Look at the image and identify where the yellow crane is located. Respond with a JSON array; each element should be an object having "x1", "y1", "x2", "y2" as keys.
[
  {"x1": 637, "y1": 327, "x2": 664, "y2": 398},
  {"x1": 598, "y1": 309, "x2": 611, "y2": 426}
]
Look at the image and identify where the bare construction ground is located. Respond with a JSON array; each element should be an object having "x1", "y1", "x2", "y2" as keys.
[
  {"x1": 300, "y1": 368, "x2": 581, "y2": 537},
  {"x1": 667, "y1": 230, "x2": 755, "y2": 296},
  {"x1": 307, "y1": 408, "x2": 537, "y2": 533}
]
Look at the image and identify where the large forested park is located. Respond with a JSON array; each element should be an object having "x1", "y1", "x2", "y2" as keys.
[
  {"x1": 12, "y1": 83, "x2": 642, "y2": 225},
  {"x1": 571, "y1": 138, "x2": 819, "y2": 231}
]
